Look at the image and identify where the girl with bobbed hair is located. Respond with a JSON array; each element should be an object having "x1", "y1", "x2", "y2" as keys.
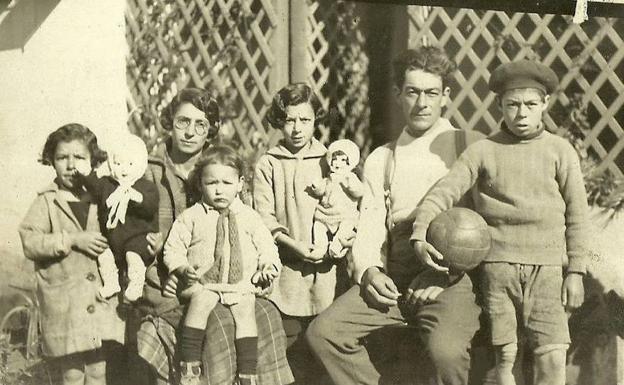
[
  {"x1": 21, "y1": 123, "x2": 124, "y2": 385},
  {"x1": 265, "y1": 82, "x2": 326, "y2": 129}
]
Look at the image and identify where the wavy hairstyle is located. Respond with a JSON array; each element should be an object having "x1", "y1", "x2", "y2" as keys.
[
  {"x1": 160, "y1": 88, "x2": 220, "y2": 140},
  {"x1": 392, "y1": 46, "x2": 457, "y2": 90},
  {"x1": 266, "y1": 83, "x2": 326, "y2": 129},
  {"x1": 40, "y1": 123, "x2": 107, "y2": 167}
]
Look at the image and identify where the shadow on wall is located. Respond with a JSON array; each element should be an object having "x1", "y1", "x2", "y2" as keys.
[{"x1": 0, "y1": 0, "x2": 60, "y2": 51}]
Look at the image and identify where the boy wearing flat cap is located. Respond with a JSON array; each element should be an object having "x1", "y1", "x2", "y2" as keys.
[{"x1": 410, "y1": 59, "x2": 590, "y2": 385}]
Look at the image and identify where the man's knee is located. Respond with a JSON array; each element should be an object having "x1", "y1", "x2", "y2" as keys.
[
  {"x1": 427, "y1": 331, "x2": 471, "y2": 370},
  {"x1": 306, "y1": 314, "x2": 336, "y2": 352}
]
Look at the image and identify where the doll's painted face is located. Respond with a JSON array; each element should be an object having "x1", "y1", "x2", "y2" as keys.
[
  {"x1": 330, "y1": 152, "x2": 351, "y2": 174},
  {"x1": 110, "y1": 152, "x2": 140, "y2": 185},
  {"x1": 108, "y1": 135, "x2": 148, "y2": 186}
]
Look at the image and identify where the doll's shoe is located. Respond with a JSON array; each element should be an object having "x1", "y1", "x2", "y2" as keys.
[
  {"x1": 98, "y1": 280, "x2": 121, "y2": 300},
  {"x1": 123, "y1": 281, "x2": 143, "y2": 302},
  {"x1": 179, "y1": 361, "x2": 202, "y2": 385},
  {"x1": 236, "y1": 374, "x2": 258, "y2": 385},
  {"x1": 124, "y1": 252, "x2": 147, "y2": 302},
  {"x1": 98, "y1": 248, "x2": 120, "y2": 299}
]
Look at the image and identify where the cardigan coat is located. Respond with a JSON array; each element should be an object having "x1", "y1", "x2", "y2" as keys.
[
  {"x1": 141, "y1": 142, "x2": 192, "y2": 315},
  {"x1": 19, "y1": 181, "x2": 125, "y2": 357}
]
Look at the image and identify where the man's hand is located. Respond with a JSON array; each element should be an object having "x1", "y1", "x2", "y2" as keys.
[
  {"x1": 562, "y1": 272, "x2": 584, "y2": 312},
  {"x1": 412, "y1": 240, "x2": 449, "y2": 273},
  {"x1": 404, "y1": 270, "x2": 450, "y2": 309},
  {"x1": 361, "y1": 267, "x2": 400, "y2": 308},
  {"x1": 70, "y1": 231, "x2": 108, "y2": 258},
  {"x1": 146, "y1": 232, "x2": 164, "y2": 256}
]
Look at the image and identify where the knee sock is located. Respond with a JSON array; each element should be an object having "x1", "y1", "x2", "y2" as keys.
[
  {"x1": 496, "y1": 343, "x2": 518, "y2": 385},
  {"x1": 235, "y1": 337, "x2": 258, "y2": 375},
  {"x1": 180, "y1": 326, "x2": 205, "y2": 362}
]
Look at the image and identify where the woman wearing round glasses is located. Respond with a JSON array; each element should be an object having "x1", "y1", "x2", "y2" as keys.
[{"x1": 134, "y1": 87, "x2": 293, "y2": 385}]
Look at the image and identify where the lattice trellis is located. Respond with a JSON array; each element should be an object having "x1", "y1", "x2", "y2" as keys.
[
  {"x1": 306, "y1": 0, "x2": 371, "y2": 152},
  {"x1": 127, "y1": 0, "x2": 371, "y2": 160},
  {"x1": 409, "y1": 7, "x2": 624, "y2": 177},
  {"x1": 126, "y1": 0, "x2": 280, "y2": 153}
]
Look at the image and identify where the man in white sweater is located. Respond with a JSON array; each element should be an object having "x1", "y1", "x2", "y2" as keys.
[{"x1": 307, "y1": 46, "x2": 485, "y2": 385}]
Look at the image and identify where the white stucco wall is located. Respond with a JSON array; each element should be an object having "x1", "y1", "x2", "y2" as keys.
[{"x1": 0, "y1": 0, "x2": 127, "y2": 278}]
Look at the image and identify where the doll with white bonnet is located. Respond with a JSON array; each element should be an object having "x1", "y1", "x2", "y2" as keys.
[
  {"x1": 76, "y1": 133, "x2": 159, "y2": 301},
  {"x1": 310, "y1": 139, "x2": 364, "y2": 260}
]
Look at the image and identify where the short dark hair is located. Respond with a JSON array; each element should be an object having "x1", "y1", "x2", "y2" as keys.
[
  {"x1": 189, "y1": 144, "x2": 245, "y2": 198},
  {"x1": 160, "y1": 88, "x2": 220, "y2": 139},
  {"x1": 392, "y1": 46, "x2": 457, "y2": 90},
  {"x1": 266, "y1": 83, "x2": 326, "y2": 128},
  {"x1": 40, "y1": 123, "x2": 107, "y2": 167},
  {"x1": 331, "y1": 150, "x2": 349, "y2": 165}
]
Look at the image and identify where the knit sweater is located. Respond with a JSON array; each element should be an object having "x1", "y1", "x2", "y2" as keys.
[{"x1": 410, "y1": 129, "x2": 591, "y2": 273}]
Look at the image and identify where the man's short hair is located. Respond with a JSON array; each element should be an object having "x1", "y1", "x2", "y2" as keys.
[{"x1": 392, "y1": 46, "x2": 457, "y2": 90}]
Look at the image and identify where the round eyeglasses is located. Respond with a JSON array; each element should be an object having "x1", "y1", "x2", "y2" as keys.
[{"x1": 173, "y1": 116, "x2": 211, "y2": 136}]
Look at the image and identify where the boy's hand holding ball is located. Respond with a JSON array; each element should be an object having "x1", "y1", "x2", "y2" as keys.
[{"x1": 412, "y1": 240, "x2": 449, "y2": 273}]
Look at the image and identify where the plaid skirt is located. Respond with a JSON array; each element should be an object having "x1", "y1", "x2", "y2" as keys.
[{"x1": 137, "y1": 298, "x2": 294, "y2": 385}]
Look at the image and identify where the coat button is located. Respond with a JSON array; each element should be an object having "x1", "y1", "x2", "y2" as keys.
[
  {"x1": 87, "y1": 305, "x2": 95, "y2": 313},
  {"x1": 86, "y1": 273, "x2": 96, "y2": 281}
]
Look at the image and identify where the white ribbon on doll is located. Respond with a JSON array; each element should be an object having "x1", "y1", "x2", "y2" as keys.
[{"x1": 105, "y1": 184, "x2": 138, "y2": 229}]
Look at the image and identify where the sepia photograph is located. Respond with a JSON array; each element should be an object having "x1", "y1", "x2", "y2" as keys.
[{"x1": 0, "y1": 1, "x2": 623, "y2": 384}]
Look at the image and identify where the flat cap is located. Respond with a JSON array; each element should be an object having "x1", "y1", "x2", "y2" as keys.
[{"x1": 489, "y1": 59, "x2": 558, "y2": 95}]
